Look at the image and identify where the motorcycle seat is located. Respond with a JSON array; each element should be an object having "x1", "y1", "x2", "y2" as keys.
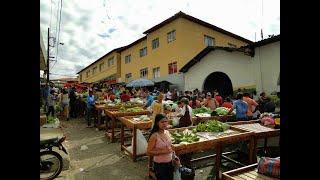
[{"x1": 40, "y1": 137, "x2": 59, "y2": 146}]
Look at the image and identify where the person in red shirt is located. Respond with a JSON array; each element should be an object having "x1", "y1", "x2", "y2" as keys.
[
  {"x1": 104, "y1": 89, "x2": 116, "y2": 101},
  {"x1": 243, "y1": 92, "x2": 258, "y2": 120},
  {"x1": 214, "y1": 91, "x2": 223, "y2": 106},
  {"x1": 222, "y1": 97, "x2": 233, "y2": 109},
  {"x1": 120, "y1": 91, "x2": 131, "y2": 102}
]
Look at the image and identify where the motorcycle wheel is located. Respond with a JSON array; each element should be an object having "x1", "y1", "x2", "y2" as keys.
[{"x1": 40, "y1": 150, "x2": 63, "y2": 180}]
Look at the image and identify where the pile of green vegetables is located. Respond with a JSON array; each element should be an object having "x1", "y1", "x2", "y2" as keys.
[
  {"x1": 192, "y1": 120, "x2": 230, "y2": 133},
  {"x1": 214, "y1": 107, "x2": 230, "y2": 116},
  {"x1": 170, "y1": 130, "x2": 200, "y2": 144},
  {"x1": 192, "y1": 107, "x2": 212, "y2": 114},
  {"x1": 82, "y1": 92, "x2": 88, "y2": 98},
  {"x1": 47, "y1": 116, "x2": 58, "y2": 124},
  {"x1": 119, "y1": 107, "x2": 144, "y2": 113}
]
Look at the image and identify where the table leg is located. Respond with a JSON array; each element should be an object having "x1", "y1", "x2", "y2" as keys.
[
  {"x1": 264, "y1": 137, "x2": 268, "y2": 154},
  {"x1": 97, "y1": 109, "x2": 101, "y2": 126},
  {"x1": 133, "y1": 126, "x2": 137, "y2": 162},
  {"x1": 249, "y1": 137, "x2": 257, "y2": 163},
  {"x1": 120, "y1": 123, "x2": 124, "y2": 151},
  {"x1": 215, "y1": 144, "x2": 222, "y2": 180},
  {"x1": 111, "y1": 116, "x2": 115, "y2": 143}
]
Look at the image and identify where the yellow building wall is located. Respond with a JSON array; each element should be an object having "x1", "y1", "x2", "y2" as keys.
[
  {"x1": 120, "y1": 17, "x2": 249, "y2": 82},
  {"x1": 120, "y1": 37, "x2": 148, "y2": 81},
  {"x1": 121, "y1": 19, "x2": 185, "y2": 81},
  {"x1": 178, "y1": 18, "x2": 248, "y2": 69},
  {"x1": 80, "y1": 51, "x2": 121, "y2": 83}
]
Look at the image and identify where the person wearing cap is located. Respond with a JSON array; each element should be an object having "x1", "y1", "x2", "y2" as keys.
[{"x1": 202, "y1": 93, "x2": 219, "y2": 111}]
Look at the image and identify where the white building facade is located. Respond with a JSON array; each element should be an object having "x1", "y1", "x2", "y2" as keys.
[{"x1": 180, "y1": 35, "x2": 280, "y2": 96}]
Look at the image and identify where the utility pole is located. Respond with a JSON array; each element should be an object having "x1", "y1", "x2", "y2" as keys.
[{"x1": 46, "y1": 27, "x2": 50, "y2": 86}]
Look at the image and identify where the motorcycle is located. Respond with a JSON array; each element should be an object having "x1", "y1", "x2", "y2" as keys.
[{"x1": 40, "y1": 136, "x2": 67, "y2": 180}]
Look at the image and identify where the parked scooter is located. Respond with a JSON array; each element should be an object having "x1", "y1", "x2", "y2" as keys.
[{"x1": 40, "y1": 136, "x2": 67, "y2": 180}]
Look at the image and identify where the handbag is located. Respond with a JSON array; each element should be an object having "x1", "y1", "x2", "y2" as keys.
[
  {"x1": 257, "y1": 157, "x2": 280, "y2": 178},
  {"x1": 172, "y1": 152, "x2": 181, "y2": 170},
  {"x1": 172, "y1": 152, "x2": 182, "y2": 180}
]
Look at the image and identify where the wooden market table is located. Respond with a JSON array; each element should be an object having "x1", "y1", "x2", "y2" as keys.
[
  {"x1": 104, "y1": 109, "x2": 151, "y2": 143},
  {"x1": 94, "y1": 104, "x2": 107, "y2": 127},
  {"x1": 148, "y1": 126, "x2": 256, "y2": 180},
  {"x1": 118, "y1": 116, "x2": 152, "y2": 161},
  {"x1": 222, "y1": 163, "x2": 278, "y2": 180},
  {"x1": 228, "y1": 120, "x2": 280, "y2": 162}
]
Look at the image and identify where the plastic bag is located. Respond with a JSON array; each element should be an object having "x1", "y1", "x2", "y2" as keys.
[
  {"x1": 173, "y1": 168, "x2": 181, "y2": 180},
  {"x1": 127, "y1": 129, "x2": 147, "y2": 155}
]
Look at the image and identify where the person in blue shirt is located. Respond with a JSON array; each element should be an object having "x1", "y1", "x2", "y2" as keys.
[
  {"x1": 145, "y1": 91, "x2": 154, "y2": 108},
  {"x1": 86, "y1": 90, "x2": 95, "y2": 127},
  {"x1": 228, "y1": 93, "x2": 248, "y2": 121}
]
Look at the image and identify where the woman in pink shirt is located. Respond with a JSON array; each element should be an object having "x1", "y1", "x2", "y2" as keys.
[{"x1": 147, "y1": 114, "x2": 175, "y2": 180}]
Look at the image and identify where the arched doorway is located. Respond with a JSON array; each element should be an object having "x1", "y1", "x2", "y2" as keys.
[{"x1": 203, "y1": 72, "x2": 233, "y2": 97}]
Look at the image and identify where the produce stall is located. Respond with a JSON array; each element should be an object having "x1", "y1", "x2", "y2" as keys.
[
  {"x1": 104, "y1": 107, "x2": 151, "y2": 142},
  {"x1": 222, "y1": 163, "x2": 278, "y2": 180},
  {"x1": 118, "y1": 115, "x2": 152, "y2": 161},
  {"x1": 148, "y1": 121, "x2": 256, "y2": 180},
  {"x1": 228, "y1": 120, "x2": 280, "y2": 162},
  {"x1": 192, "y1": 107, "x2": 236, "y2": 125}
]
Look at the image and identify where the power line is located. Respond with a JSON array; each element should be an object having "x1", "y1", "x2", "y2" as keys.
[
  {"x1": 51, "y1": 0, "x2": 63, "y2": 71},
  {"x1": 56, "y1": 0, "x2": 63, "y2": 62},
  {"x1": 49, "y1": 0, "x2": 53, "y2": 29}
]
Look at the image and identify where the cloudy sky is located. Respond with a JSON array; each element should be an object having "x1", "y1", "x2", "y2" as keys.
[{"x1": 40, "y1": 0, "x2": 280, "y2": 79}]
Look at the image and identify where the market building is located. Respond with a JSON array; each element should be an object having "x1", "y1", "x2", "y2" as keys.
[
  {"x1": 77, "y1": 11, "x2": 252, "y2": 89},
  {"x1": 180, "y1": 35, "x2": 280, "y2": 96},
  {"x1": 77, "y1": 47, "x2": 125, "y2": 84}
]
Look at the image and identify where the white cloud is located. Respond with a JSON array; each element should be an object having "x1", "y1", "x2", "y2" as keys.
[{"x1": 40, "y1": 0, "x2": 280, "y2": 79}]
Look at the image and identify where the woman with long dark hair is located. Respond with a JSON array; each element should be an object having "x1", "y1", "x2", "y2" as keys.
[{"x1": 147, "y1": 114, "x2": 174, "y2": 180}]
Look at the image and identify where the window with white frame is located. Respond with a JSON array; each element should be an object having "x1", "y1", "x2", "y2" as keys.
[
  {"x1": 125, "y1": 54, "x2": 131, "y2": 64},
  {"x1": 86, "y1": 70, "x2": 90, "y2": 78},
  {"x1": 204, "y1": 35, "x2": 215, "y2": 46},
  {"x1": 108, "y1": 57, "x2": 114, "y2": 67},
  {"x1": 152, "y1": 38, "x2": 159, "y2": 49},
  {"x1": 228, "y1": 43, "x2": 237, "y2": 48},
  {"x1": 92, "y1": 66, "x2": 97, "y2": 75},
  {"x1": 99, "y1": 62, "x2": 105, "y2": 71},
  {"x1": 168, "y1": 62, "x2": 177, "y2": 74},
  {"x1": 140, "y1": 47, "x2": 147, "y2": 57},
  {"x1": 167, "y1": 30, "x2": 176, "y2": 43},
  {"x1": 140, "y1": 68, "x2": 148, "y2": 78},
  {"x1": 125, "y1": 73, "x2": 132, "y2": 82},
  {"x1": 153, "y1": 67, "x2": 160, "y2": 78}
]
